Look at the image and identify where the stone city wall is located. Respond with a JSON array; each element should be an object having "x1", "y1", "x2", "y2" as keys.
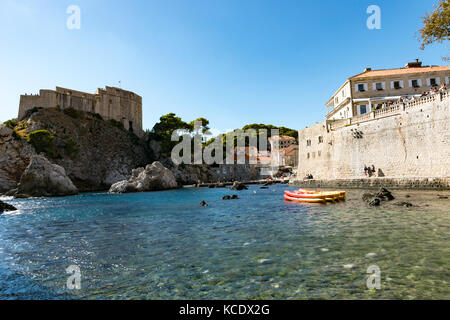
[{"x1": 294, "y1": 92, "x2": 450, "y2": 183}]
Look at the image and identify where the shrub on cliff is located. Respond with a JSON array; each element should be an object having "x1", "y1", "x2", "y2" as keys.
[
  {"x1": 3, "y1": 119, "x2": 18, "y2": 129},
  {"x1": 27, "y1": 130, "x2": 54, "y2": 155}
]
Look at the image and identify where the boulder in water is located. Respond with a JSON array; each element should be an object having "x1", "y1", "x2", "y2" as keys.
[
  {"x1": 108, "y1": 181, "x2": 138, "y2": 194},
  {"x1": 14, "y1": 155, "x2": 78, "y2": 198},
  {"x1": 109, "y1": 161, "x2": 178, "y2": 193},
  {"x1": 376, "y1": 187, "x2": 395, "y2": 201},
  {"x1": 230, "y1": 181, "x2": 248, "y2": 190},
  {"x1": 368, "y1": 197, "x2": 381, "y2": 206},
  {"x1": 394, "y1": 201, "x2": 414, "y2": 207},
  {"x1": 0, "y1": 200, "x2": 17, "y2": 213},
  {"x1": 362, "y1": 192, "x2": 375, "y2": 202}
]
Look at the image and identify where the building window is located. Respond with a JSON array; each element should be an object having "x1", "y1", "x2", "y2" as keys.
[
  {"x1": 318, "y1": 151, "x2": 321, "y2": 157},
  {"x1": 318, "y1": 136, "x2": 323, "y2": 144},
  {"x1": 335, "y1": 97, "x2": 339, "y2": 104},
  {"x1": 393, "y1": 81, "x2": 402, "y2": 89},
  {"x1": 411, "y1": 79, "x2": 421, "y2": 88},
  {"x1": 359, "y1": 105, "x2": 367, "y2": 115},
  {"x1": 307, "y1": 153, "x2": 310, "y2": 159},
  {"x1": 357, "y1": 84, "x2": 366, "y2": 92},
  {"x1": 306, "y1": 139, "x2": 311, "y2": 147},
  {"x1": 375, "y1": 82, "x2": 384, "y2": 91},
  {"x1": 427, "y1": 77, "x2": 440, "y2": 87},
  {"x1": 342, "y1": 90, "x2": 345, "y2": 97}
]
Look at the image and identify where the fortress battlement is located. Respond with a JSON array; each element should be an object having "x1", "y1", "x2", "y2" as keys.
[{"x1": 19, "y1": 86, "x2": 143, "y2": 135}]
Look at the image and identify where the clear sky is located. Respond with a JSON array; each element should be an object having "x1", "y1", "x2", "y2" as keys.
[{"x1": 0, "y1": 0, "x2": 448, "y2": 132}]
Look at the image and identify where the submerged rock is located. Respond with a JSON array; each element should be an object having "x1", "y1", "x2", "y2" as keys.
[
  {"x1": 376, "y1": 187, "x2": 395, "y2": 201},
  {"x1": 368, "y1": 197, "x2": 381, "y2": 206},
  {"x1": 200, "y1": 200, "x2": 208, "y2": 207},
  {"x1": 0, "y1": 200, "x2": 17, "y2": 213},
  {"x1": 362, "y1": 192, "x2": 375, "y2": 202},
  {"x1": 14, "y1": 155, "x2": 78, "y2": 198},
  {"x1": 230, "y1": 181, "x2": 248, "y2": 191},
  {"x1": 394, "y1": 201, "x2": 414, "y2": 207},
  {"x1": 109, "y1": 161, "x2": 178, "y2": 194},
  {"x1": 222, "y1": 195, "x2": 239, "y2": 200},
  {"x1": 364, "y1": 188, "x2": 395, "y2": 206}
]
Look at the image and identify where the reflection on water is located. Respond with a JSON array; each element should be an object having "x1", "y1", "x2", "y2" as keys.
[{"x1": 0, "y1": 185, "x2": 449, "y2": 299}]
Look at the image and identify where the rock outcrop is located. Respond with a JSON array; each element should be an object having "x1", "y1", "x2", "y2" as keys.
[
  {"x1": 230, "y1": 181, "x2": 248, "y2": 190},
  {"x1": 363, "y1": 187, "x2": 395, "y2": 206},
  {"x1": 222, "y1": 194, "x2": 239, "y2": 200},
  {"x1": 394, "y1": 201, "x2": 414, "y2": 207},
  {"x1": 376, "y1": 187, "x2": 395, "y2": 201},
  {"x1": 0, "y1": 108, "x2": 150, "y2": 193},
  {"x1": 109, "y1": 161, "x2": 178, "y2": 193},
  {"x1": 162, "y1": 157, "x2": 259, "y2": 186},
  {"x1": 0, "y1": 200, "x2": 17, "y2": 213},
  {"x1": 12, "y1": 155, "x2": 78, "y2": 198},
  {"x1": 0, "y1": 125, "x2": 36, "y2": 193}
]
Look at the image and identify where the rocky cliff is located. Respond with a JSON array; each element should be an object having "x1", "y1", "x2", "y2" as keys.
[
  {"x1": 0, "y1": 108, "x2": 261, "y2": 194},
  {"x1": 0, "y1": 108, "x2": 150, "y2": 193}
]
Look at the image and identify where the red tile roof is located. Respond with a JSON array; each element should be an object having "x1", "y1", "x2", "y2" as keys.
[{"x1": 350, "y1": 66, "x2": 450, "y2": 80}]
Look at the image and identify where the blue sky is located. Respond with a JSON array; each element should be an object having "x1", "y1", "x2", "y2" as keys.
[{"x1": 0, "y1": 0, "x2": 447, "y2": 132}]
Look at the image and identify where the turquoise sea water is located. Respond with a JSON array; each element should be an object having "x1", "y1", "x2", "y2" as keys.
[{"x1": 0, "y1": 184, "x2": 449, "y2": 300}]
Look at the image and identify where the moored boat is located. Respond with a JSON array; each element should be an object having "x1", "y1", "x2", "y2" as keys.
[
  {"x1": 284, "y1": 194, "x2": 327, "y2": 203},
  {"x1": 296, "y1": 189, "x2": 346, "y2": 200},
  {"x1": 284, "y1": 189, "x2": 346, "y2": 203}
]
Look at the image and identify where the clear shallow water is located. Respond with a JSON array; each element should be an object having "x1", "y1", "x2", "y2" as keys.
[{"x1": 0, "y1": 184, "x2": 449, "y2": 300}]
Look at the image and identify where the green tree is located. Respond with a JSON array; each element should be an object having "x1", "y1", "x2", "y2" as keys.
[
  {"x1": 418, "y1": 0, "x2": 450, "y2": 51},
  {"x1": 153, "y1": 113, "x2": 193, "y2": 136},
  {"x1": 189, "y1": 117, "x2": 210, "y2": 134},
  {"x1": 151, "y1": 113, "x2": 193, "y2": 155}
]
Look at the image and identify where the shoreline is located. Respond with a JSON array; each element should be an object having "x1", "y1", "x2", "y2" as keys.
[{"x1": 289, "y1": 176, "x2": 450, "y2": 190}]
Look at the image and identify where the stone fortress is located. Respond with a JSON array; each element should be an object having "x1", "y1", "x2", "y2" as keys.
[
  {"x1": 19, "y1": 86, "x2": 143, "y2": 136},
  {"x1": 294, "y1": 61, "x2": 450, "y2": 188}
]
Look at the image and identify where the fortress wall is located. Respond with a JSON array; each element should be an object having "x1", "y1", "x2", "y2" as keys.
[
  {"x1": 17, "y1": 86, "x2": 143, "y2": 136},
  {"x1": 296, "y1": 96, "x2": 450, "y2": 180},
  {"x1": 18, "y1": 95, "x2": 41, "y2": 118}
]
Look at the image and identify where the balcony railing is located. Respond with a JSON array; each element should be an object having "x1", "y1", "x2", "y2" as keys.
[{"x1": 327, "y1": 89, "x2": 449, "y2": 131}]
